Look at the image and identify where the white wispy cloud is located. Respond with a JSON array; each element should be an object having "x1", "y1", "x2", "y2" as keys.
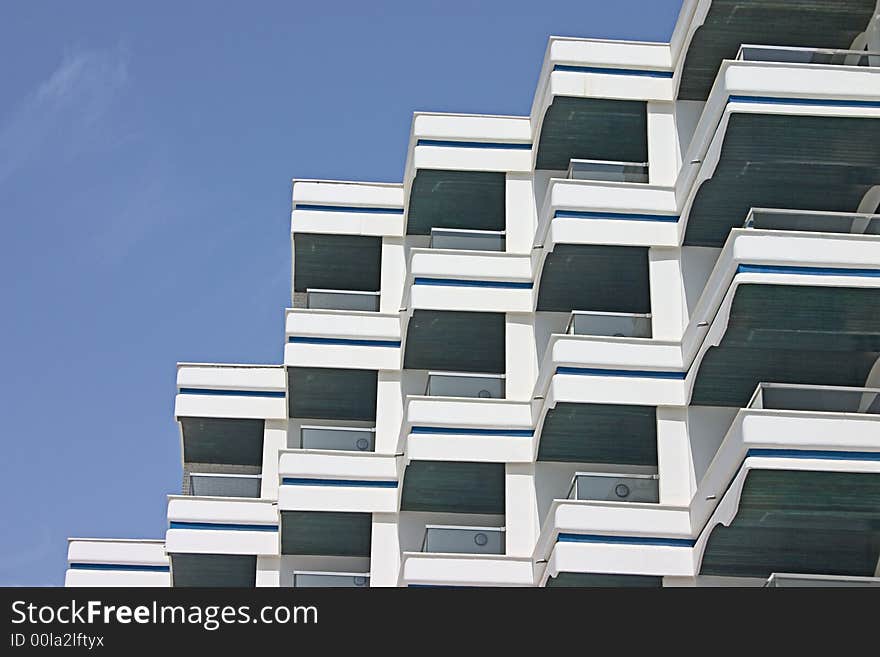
[{"x1": 0, "y1": 44, "x2": 130, "y2": 185}]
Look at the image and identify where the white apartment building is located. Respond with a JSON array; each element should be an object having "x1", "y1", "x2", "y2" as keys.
[{"x1": 67, "y1": 0, "x2": 880, "y2": 588}]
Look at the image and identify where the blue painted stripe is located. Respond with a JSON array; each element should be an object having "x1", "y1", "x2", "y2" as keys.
[
  {"x1": 556, "y1": 366, "x2": 686, "y2": 380},
  {"x1": 746, "y1": 448, "x2": 880, "y2": 462},
  {"x1": 416, "y1": 139, "x2": 531, "y2": 150},
  {"x1": 288, "y1": 336, "x2": 401, "y2": 348},
  {"x1": 282, "y1": 477, "x2": 399, "y2": 488},
  {"x1": 169, "y1": 521, "x2": 278, "y2": 532},
  {"x1": 293, "y1": 204, "x2": 403, "y2": 214},
  {"x1": 413, "y1": 277, "x2": 533, "y2": 289},
  {"x1": 178, "y1": 388, "x2": 286, "y2": 398},
  {"x1": 411, "y1": 426, "x2": 534, "y2": 437},
  {"x1": 554, "y1": 210, "x2": 679, "y2": 223},
  {"x1": 737, "y1": 264, "x2": 880, "y2": 278},
  {"x1": 69, "y1": 563, "x2": 171, "y2": 573},
  {"x1": 557, "y1": 533, "x2": 695, "y2": 547},
  {"x1": 729, "y1": 95, "x2": 880, "y2": 109},
  {"x1": 553, "y1": 64, "x2": 673, "y2": 78}
]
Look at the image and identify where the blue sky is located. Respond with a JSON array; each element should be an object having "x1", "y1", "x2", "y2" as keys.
[{"x1": 0, "y1": 0, "x2": 681, "y2": 585}]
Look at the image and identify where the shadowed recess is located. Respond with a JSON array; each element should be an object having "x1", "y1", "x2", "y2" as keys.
[
  {"x1": 170, "y1": 554, "x2": 256, "y2": 587},
  {"x1": 401, "y1": 461, "x2": 505, "y2": 514},
  {"x1": 547, "y1": 572, "x2": 662, "y2": 587},
  {"x1": 287, "y1": 367, "x2": 377, "y2": 421},
  {"x1": 403, "y1": 310, "x2": 506, "y2": 373},
  {"x1": 293, "y1": 233, "x2": 382, "y2": 292},
  {"x1": 691, "y1": 347, "x2": 879, "y2": 407},
  {"x1": 281, "y1": 511, "x2": 372, "y2": 556},
  {"x1": 180, "y1": 417, "x2": 265, "y2": 466},
  {"x1": 536, "y1": 97, "x2": 647, "y2": 170},
  {"x1": 537, "y1": 244, "x2": 650, "y2": 313},
  {"x1": 722, "y1": 284, "x2": 880, "y2": 352},
  {"x1": 538, "y1": 402, "x2": 658, "y2": 465},
  {"x1": 678, "y1": 0, "x2": 876, "y2": 101},
  {"x1": 684, "y1": 114, "x2": 880, "y2": 247},
  {"x1": 700, "y1": 469, "x2": 880, "y2": 577},
  {"x1": 407, "y1": 170, "x2": 505, "y2": 235}
]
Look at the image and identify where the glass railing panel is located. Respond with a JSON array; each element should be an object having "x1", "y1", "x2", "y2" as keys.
[
  {"x1": 299, "y1": 425, "x2": 375, "y2": 451},
  {"x1": 292, "y1": 572, "x2": 370, "y2": 588},
  {"x1": 737, "y1": 45, "x2": 880, "y2": 67},
  {"x1": 425, "y1": 372, "x2": 505, "y2": 399},
  {"x1": 744, "y1": 208, "x2": 880, "y2": 235},
  {"x1": 189, "y1": 473, "x2": 262, "y2": 498},
  {"x1": 422, "y1": 526, "x2": 505, "y2": 555},
  {"x1": 567, "y1": 311, "x2": 652, "y2": 338},
  {"x1": 567, "y1": 472, "x2": 659, "y2": 503},
  {"x1": 765, "y1": 573, "x2": 880, "y2": 587},
  {"x1": 306, "y1": 288, "x2": 380, "y2": 312},
  {"x1": 750, "y1": 384, "x2": 880, "y2": 414},
  {"x1": 429, "y1": 228, "x2": 506, "y2": 252},
  {"x1": 567, "y1": 159, "x2": 649, "y2": 183}
]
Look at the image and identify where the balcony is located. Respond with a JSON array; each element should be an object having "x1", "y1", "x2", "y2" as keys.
[
  {"x1": 567, "y1": 158, "x2": 648, "y2": 184},
  {"x1": 188, "y1": 473, "x2": 262, "y2": 498},
  {"x1": 426, "y1": 372, "x2": 505, "y2": 399},
  {"x1": 298, "y1": 425, "x2": 375, "y2": 451},
  {"x1": 744, "y1": 208, "x2": 880, "y2": 236},
  {"x1": 429, "y1": 227, "x2": 505, "y2": 252},
  {"x1": 422, "y1": 525, "x2": 505, "y2": 555},
  {"x1": 291, "y1": 179, "x2": 404, "y2": 237},
  {"x1": 566, "y1": 310, "x2": 652, "y2": 338},
  {"x1": 736, "y1": 44, "x2": 880, "y2": 68},
  {"x1": 292, "y1": 571, "x2": 370, "y2": 587},
  {"x1": 568, "y1": 472, "x2": 659, "y2": 503},
  {"x1": 165, "y1": 496, "x2": 279, "y2": 556},
  {"x1": 278, "y1": 449, "x2": 401, "y2": 513},
  {"x1": 303, "y1": 288, "x2": 380, "y2": 312},
  {"x1": 175, "y1": 363, "x2": 286, "y2": 422},
  {"x1": 65, "y1": 539, "x2": 170, "y2": 587}
]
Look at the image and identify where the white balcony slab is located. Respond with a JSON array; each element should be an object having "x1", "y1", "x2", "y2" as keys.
[
  {"x1": 65, "y1": 539, "x2": 170, "y2": 587},
  {"x1": 291, "y1": 179, "x2": 404, "y2": 237},
  {"x1": 401, "y1": 553, "x2": 536, "y2": 587},
  {"x1": 278, "y1": 450, "x2": 402, "y2": 513},
  {"x1": 166, "y1": 496, "x2": 279, "y2": 556},
  {"x1": 175, "y1": 363, "x2": 286, "y2": 421}
]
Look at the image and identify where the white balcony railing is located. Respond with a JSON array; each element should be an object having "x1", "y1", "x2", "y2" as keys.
[
  {"x1": 305, "y1": 288, "x2": 380, "y2": 312},
  {"x1": 429, "y1": 228, "x2": 506, "y2": 252},
  {"x1": 566, "y1": 472, "x2": 659, "y2": 503},
  {"x1": 743, "y1": 208, "x2": 880, "y2": 235},
  {"x1": 298, "y1": 425, "x2": 376, "y2": 452},
  {"x1": 565, "y1": 310, "x2": 652, "y2": 338},
  {"x1": 188, "y1": 473, "x2": 262, "y2": 498},
  {"x1": 748, "y1": 383, "x2": 880, "y2": 415},
  {"x1": 567, "y1": 158, "x2": 649, "y2": 183},
  {"x1": 736, "y1": 44, "x2": 880, "y2": 68},
  {"x1": 292, "y1": 571, "x2": 370, "y2": 587},
  {"x1": 421, "y1": 525, "x2": 505, "y2": 555},
  {"x1": 425, "y1": 372, "x2": 505, "y2": 399}
]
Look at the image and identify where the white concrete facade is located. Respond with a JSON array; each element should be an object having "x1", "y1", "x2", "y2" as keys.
[{"x1": 68, "y1": 1, "x2": 880, "y2": 588}]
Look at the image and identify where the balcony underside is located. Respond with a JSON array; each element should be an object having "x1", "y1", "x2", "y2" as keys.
[
  {"x1": 403, "y1": 310, "x2": 506, "y2": 373},
  {"x1": 678, "y1": 0, "x2": 876, "y2": 101},
  {"x1": 700, "y1": 469, "x2": 880, "y2": 578},
  {"x1": 407, "y1": 170, "x2": 505, "y2": 235},
  {"x1": 684, "y1": 114, "x2": 880, "y2": 247},
  {"x1": 180, "y1": 417, "x2": 264, "y2": 466},
  {"x1": 287, "y1": 367, "x2": 377, "y2": 421},
  {"x1": 535, "y1": 97, "x2": 648, "y2": 171},
  {"x1": 170, "y1": 553, "x2": 256, "y2": 587},
  {"x1": 400, "y1": 461, "x2": 505, "y2": 514},
  {"x1": 692, "y1": 283, "x2": 880, "y2": 406},
  {"x1": 281, "y1": 511, "x2": 372, "y2": 557},
  {"x1": 538, "y1": 403, "x2": 658, "y2": 465},
  {"x1": 537, "y1": 244, "x2": 650, "y2": 313}
]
